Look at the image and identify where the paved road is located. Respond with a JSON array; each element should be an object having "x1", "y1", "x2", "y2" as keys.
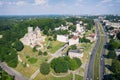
[
  {"x1": 86, "y1": 19, "x2": 101, "y2": 80},
  {"x1": 100, "y1": 23, "x2": 108, "y2": 80},
  {"x1": 0, "y1": 62, "x2": 27, "y2": 80}
]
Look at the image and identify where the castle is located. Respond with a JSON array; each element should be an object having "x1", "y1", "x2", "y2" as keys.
[{"x1": 20, "y1": 26, "x2": 45, "y2": 48}]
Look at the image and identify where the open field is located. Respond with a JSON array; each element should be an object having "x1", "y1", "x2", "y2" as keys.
[
  {"x1": 15, "y1": 46, "x2": 50, "y2": 78},
  {"x1": 48, "y1": 41, "x2": 64, "y2": 53},
  {"x1": 75, "y1": 74, "x2": 83, "y2": 80}
]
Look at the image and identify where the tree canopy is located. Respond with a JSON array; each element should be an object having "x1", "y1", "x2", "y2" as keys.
[
  {"x1": 40, "y1": 62, "x2": 50, "y2": 75},
  {"x1": 51, "y1": 56, "x2": 81, "y2": 73},
  {"x1": 13, "y1": 40, "x2": 24, "y2": 51},
  {"x1": 111, "y1": 59, "x2": 120, "y2": 74},
  {"x1": 116, "y1": 32, "x2": 120, "y2": 40}
]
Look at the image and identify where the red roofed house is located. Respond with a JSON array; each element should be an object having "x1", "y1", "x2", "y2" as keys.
[{"x1": 69, "y1": 36, "x2": 79, "y2": 45}]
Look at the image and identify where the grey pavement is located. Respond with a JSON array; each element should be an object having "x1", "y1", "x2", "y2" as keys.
[{"x1": 0, "y1": 62, "x2": 27, "y2": 80}]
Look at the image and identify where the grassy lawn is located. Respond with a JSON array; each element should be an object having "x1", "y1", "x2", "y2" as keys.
[
  {"x1": 15, "y1": 46, "x2": 50, "y2": 78},
  {"x1": 75, "y1": 75, "x2": 83, "y2": 80},
  {"x1": 105, "y1": 58, "x2": 112, "y2": 74},
  {"x1": 28, "y1": 57, "x2": 38, "y2": 64},
  {"x1": 79, "y1": 42, "x2": 95, "y2": 63},
  {"x1": 48, "y1": 41, "x2": 64, "y2": 53},
  {"x1": 94, "y1": 22, "x2": 104, "y2": 80},
  {"x1": 84, "y1": 26, "x2": 96, "y2": 36},
  {"x1": 34, "y1": 73, "x2": 73, "y2": 80}
]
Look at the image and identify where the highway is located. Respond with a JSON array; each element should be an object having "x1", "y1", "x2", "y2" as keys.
[
  {"x1": 86, "y1": 19, "x2": 101, "y2": 80},
  {"x1": 0, "y1": 62, "x2": 27, "y2": 80},
  {"x1": 100, "y1": 23, "x2": 107, "y2": 80}
]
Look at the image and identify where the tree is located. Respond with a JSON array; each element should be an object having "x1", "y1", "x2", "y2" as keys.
[
  {"x1": 13, "y1": 40, "x2": 24, "y2": 51},
  {"x1": 50, "y1": 56, "x2": 81, "y2": 73},
  {"x1": 107, "y1": 50, "x2": 116, "y2": 59},
  {"x1": 107, "y1": 39, "x2": 120, "y2": 50},
  {"x1": 5, "y1": 48, "x2": 18, "y2": 68},
  {"x1": 73, "y1": 57, "x2": 82, "y2": 68},
  {"x1": 53, "y1": 34, "x2": 57, "y2": 41},
  {"x1": 51, "y1": 57, "x2": 69, "y2": 73},
  {"x1": 69, "y1": 59, "x2": 78, "y2": 70},
  {"x1": 116, "y1": 32, "x2": 120, "y2": 40},
  {"x1": 40, "y1": 62, "x2": 50, "y2": 75},
  {"x1": 79, "y1": 37, "x2": 90, "y2": 43},
  {"x1": 43, "y1": 52, "x2": 48, "y2": 56},
  {"x1": 111, "y1": 59, "x2": 120, "y2": 74},
  {"x1": 70, "y1": 45, "x2": 77, "y2": 50},
  {"x1": 68, "y1": 25, "x2": 76, "y2": 31},
  {"x1": 54, "y1": 60, "x2": 68, "y2": 73},
  {"x1": 33, "y1": 46, "x2": 37, "y2": 52},
  {"x1": 38, "y1": 50, "x2": 42, "y2": 55}
]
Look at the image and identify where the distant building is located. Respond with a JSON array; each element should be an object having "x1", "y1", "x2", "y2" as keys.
[
  {"x1": 20, "y1": 26, "x2": 45, "y2": 48},
  {"x1": 57, "y1": 35, "x2": 68, "y2": 43},
  {"x1": 68, "y1": 50, "x2": 83, "y2": 59},
  {"x1": 69, "y1": 36, "x2": 79, "y2": 46}
]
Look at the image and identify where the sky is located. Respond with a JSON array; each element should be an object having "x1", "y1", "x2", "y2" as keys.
[{"x1": 0, "y1": 0, "x2": 120, "y2": 15}]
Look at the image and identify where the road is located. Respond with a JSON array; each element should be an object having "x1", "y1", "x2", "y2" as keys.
[
  {"x1": 0, "y1": 62, "x2": 27, "y2": 80},
  {"x1": 86, "y1": 19, "x2": 101, "y2": 80},
  {"x1": 100, "y1": 23, "x2": 108, "y2": 80}
]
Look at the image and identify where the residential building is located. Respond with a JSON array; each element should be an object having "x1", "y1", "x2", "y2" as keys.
[
  {"x1": 68, "y1": 50, "x2": 83, "y2": 59},
  {"x1": 55, "y1": 24, "x2": 68, "y2": 31},
  {"x1": 86, "y1": 33, "x2": 96, "y2": 42},
  {"x1": 69, "y1": 36, "x2": 79, "y2": 45},
  {"x1": 57, "y1": 35, "x2": 68, "y2": 43}
]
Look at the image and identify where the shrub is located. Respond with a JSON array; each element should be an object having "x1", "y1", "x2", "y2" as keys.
[{"x1": 28, "y1": 57, "x2": 37, "y2": 64}]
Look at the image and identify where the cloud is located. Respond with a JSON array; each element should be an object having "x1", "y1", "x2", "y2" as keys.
[
  {"x1": 34, "y1": 0, "x2": 47, "y2": 5},
  {"x1": 16, "y1": 1, "x2": 27, "y2": 6},
  {"x1": 101, "y1": 0, "x2": 112, "y2": 3},
  {"x1": 0, "y1": 1, "x2": 27, "y2": 6}
]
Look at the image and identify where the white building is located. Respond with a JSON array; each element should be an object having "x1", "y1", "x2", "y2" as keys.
[
  {"x1": 55, "y1": 25, "x2": 68, "y2": 31},
  {"x1": 76, "y1": 24, "x2": 85, "y2": 34},
  {"x1": 57, "y1": 35, "x2": 68, "y2": 43},
  {"x1": 20, "y1": 26, "x2": 45, "y2": 48},
  {"x1": 111, "y1": 23, "x2": 120, "y2": 29},
  {"x1": 68, "y1": 50, "x2": 83, "y2": 59},
  {"x1": 79, "y1": 21, "x2": 83, "y2": 24},
  {"x1": 69, "y1": 36, "x2": 79, "y2": 46}
]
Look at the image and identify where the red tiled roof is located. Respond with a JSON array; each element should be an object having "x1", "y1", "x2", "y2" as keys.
[{"x1": 73, "y1": 36, "x2": 78, "y2": 40}]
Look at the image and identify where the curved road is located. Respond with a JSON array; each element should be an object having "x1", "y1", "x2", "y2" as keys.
[{"x1": 0, "y1": 62, "x2": 27, "y2": 80}]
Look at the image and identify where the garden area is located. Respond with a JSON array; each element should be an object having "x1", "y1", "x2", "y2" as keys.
[{"x1": 15, "y1": 46, "x2": 50, "y2": 78}]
